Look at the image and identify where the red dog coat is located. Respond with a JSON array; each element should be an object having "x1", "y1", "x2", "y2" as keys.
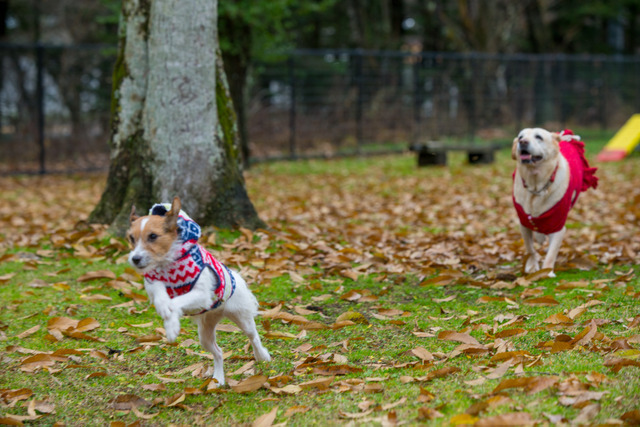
[{"x1": 513, "y1": 130, "x2": 598, "y2": 234}]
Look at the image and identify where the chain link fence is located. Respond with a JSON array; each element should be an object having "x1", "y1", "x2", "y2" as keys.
[
  {"x1": 249, "y1": 49, "x2": 640, "y2": 160},
  {"x1": 1, "y1": 44, "x2": 639, "y2": 174},
  {"x1": 0, "y1": 43, "x2": 114, "y2": 174}
]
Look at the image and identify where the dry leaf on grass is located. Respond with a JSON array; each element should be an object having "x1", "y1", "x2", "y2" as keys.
[
  {"x1": 411, "y1": 347, "x2": 434, "y2": 362},
  {"x1": 77, "y1": 270, "x2": 116, "y2": 282},
  {"x1": 523, "y1": 296, "x2": 559, "y2": 306},
  {"x1": 437, "y1": 330, "x2": 480, "y2": 345},
  {"x1": 493, "y1": 376, "x2": 558, "y2": 394},
  {"x1": 231, "y1": 375, "x2": 267, "y2": 393},
  {"x1": 475, "y1": 412, "x2": 533, "y2": 426},
  {"x1": 16, "y1": 325, "x2": 40, "y2": 339},
  {"x1": 252, "y1": 406, "x2": 278, "y2": 427},
  {"x1": 298, "y1": 376, "x2": 334, "y2": 390}
]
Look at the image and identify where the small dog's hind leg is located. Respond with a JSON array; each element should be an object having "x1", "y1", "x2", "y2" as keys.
[
  {"x1": 227, "y1": 311, "x2": 271, "y2": 362},
  {"x1": 195, "y1": 311, "x2": 226, "y2": 385},
  {"x1": 542, "y1": 227, "x2": 566, "y2": 278}
]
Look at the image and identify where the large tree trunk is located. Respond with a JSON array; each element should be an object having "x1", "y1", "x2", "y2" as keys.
[{"x1": 90, "y1": 0, "x2": 264, "y2": 234}]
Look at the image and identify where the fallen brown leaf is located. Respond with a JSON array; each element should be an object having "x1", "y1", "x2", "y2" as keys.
[
  {"x1": 572, "y1": 403, "x2": 600, "y2": 425},
  {"x1": 437, "y1": 330, "x2": 480, "y2": 345},
  {"x1": 543, "y1": 313, "x2": 573, "y2": 324},
  {"x1": 298, "y1": 376, "x2": 334, "y2": 391},
  {"x1": 251, "y1": 406, "x2": 278, "y2": 427},
  {"x1": 493, "y1": 376, "x2": 558, "y2": 394},
  {"x1": 411, "y1": 347, "x2": 434, "y2": 362},
  {"x1": 284, "y1": 405, "x2": 309, "y2": 417},
  {"x1": 475, "y1": 412, "x2": 533, "y2": 426},
  {"x1": 230, "y1": 374, "x2": 267, "y2": 393},
  {"x1": 424, "y1": 366, "x2": 461, "y2": 381},
  {"x1": 77, "y1": 270, "x2": 116, "y2": 282},
  {"x1": 111, "y1": 394, "x2": 150, "y2": 410},
  {"x1": 523, "y1": 296, "x2": 559, "y2": 306},
  {"x1": 16, "y1": 325, "x2": 40, "y2": 339},
  {"x1": 417, "y1": 407, "x2": 444, "y2": 420}
]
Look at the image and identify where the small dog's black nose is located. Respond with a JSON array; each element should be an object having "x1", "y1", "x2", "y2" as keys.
[{"x1": 131, "y1": 255, "x2": 142, "y2": 266}]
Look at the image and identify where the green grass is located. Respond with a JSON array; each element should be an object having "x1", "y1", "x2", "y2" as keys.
[
  {"x1": 1, "y1": 130, "x2": 639, "y2": 425},
  {"x1": 1, "y1": 251, "x2": 639, "y2": 425}
]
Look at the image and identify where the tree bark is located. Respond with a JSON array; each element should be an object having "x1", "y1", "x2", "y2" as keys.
[{"x1": 89, "y1": 0, "x2": 264, "y2": 234}]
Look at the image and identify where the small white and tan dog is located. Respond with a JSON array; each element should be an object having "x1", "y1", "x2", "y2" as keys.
[
  {"x1": 512, "y1": 128, "x2": 598, "y2": 277},
  {"x1": 127, "y1": 197, "x2": 270, "y2": 385}
]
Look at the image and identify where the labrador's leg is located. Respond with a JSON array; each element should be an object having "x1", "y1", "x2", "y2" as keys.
[
  {"x1": 542, "y1": 227, "x2": 566, "y2": 278},
  {"x1": 521, "y1": 224, "x2": 540, "y2": 273}
]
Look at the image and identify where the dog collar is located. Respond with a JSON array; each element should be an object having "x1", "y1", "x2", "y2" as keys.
[{"x1": 521, "y1": 162, "x2": 559, "y2": 195}]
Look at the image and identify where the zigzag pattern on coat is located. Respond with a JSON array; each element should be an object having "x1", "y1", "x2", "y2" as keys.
[{"x1": 144, "y1": 206, "x2": 235, "y2": 313}]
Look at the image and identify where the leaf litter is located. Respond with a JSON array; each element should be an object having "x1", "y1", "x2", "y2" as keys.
[{"x1": 0, "y1": 153, "x2": 639, "y2": 424}]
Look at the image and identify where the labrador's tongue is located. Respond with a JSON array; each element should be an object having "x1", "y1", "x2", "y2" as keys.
[{"x1": 520, "y1": 153, "x2": 532, "y2": 161}]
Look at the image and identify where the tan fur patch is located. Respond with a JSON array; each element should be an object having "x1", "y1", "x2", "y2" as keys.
[{"x1": 127, "y1": 215, "x2": 179, "y2": 264}]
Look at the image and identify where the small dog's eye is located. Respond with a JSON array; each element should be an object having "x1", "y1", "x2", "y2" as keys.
[
  {"x1": 128, "y1": 235, "x2": 135, "y2": 244},
  {"x1": 148, "y1": 233, "x2": 158, "y2": 241}
]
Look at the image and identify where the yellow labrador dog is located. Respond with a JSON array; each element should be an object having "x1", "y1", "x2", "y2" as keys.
[{"x1": 512, "y1": 128, "x2": 598, "y2": 277}]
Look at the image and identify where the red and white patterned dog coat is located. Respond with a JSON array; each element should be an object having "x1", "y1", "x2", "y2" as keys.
[{"x1": 143, "y1": 204, "x2": 235, "y2": 313}]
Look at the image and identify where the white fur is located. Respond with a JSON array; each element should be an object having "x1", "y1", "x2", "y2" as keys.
[
  {"x1": 513, "y1": 128, "x2": 570, "y2": 277},
  {"x1": 133, "y1": 241, "x2": 271, "y2": 386}
]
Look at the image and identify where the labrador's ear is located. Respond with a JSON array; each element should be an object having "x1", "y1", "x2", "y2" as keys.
[
  {"x1": 130, "y1": 205, "x2": 139, "y2": 224},
  {"x1": 511, "y1": 137, "x2": 519, "y2": 160},
  {"x1": 164, "y1": 197, "x2": 181, "y2": 232},
  {"x1": 551, "y1": 132, "x2": 561, "y2": 147}
]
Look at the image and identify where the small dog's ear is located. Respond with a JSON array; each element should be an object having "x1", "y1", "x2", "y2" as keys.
[
  {"x1": 164, "y1": 197, "x2": 181, "y2": 232},
  {"x1": 511, "y1": 137, "x2": 519, "y2": 160},
  {"x1": 130, "y1": 205, "x2": 139, "y2": 223}
]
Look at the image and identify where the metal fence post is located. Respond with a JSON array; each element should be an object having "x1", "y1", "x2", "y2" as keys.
[
  {"x1": 288, "y1": 55, "x2": 296, "y2": 160},
  {"x1": 36, "y1": 42, "x2": 45, "y2": 174},
  {"x1": 534, "y1": 58, "x2": 545, "y2": 126},
  {"x1": 468, "y1": 57, "x2": 477, "y2": 143},
  {"x1": 413, "y1": 56, "x2": 421, "y2": 144},
  {"x1": 559, "y1": 57, "x2": 568, "y2": 128},
  {"x1": 355, "y1": 51, "x2": 363, "y2": 154},
  {"x1": 600, "y1": 61, "x2": 607, "y2": 130}
]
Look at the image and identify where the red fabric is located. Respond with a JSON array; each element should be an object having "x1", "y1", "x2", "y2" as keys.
[{"x1": 513, "y1": 130, "x2": 598, "y2": 234}]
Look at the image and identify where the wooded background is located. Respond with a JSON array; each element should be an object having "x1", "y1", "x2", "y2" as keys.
[{"x1": 1, "y1": 0, "x2": 640, "y2": 173}]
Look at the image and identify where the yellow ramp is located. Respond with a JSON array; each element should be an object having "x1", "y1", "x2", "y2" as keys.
[{"x1": 597, "y1": 114, "x2": 640, "y2": 162}]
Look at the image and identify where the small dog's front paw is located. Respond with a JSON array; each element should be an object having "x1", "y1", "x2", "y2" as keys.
[
  {"x1": 254, "y1": 347, "x2": 271, "y2": 362},
  {"x1": 154, "y1": 300, "x2": 174, "y2": 320},
  {"x1": 548, "y1": 270, "x2": 556, "y2": 278},
  {"x1": 164, "y1": 315, "x2": 181, "y2": 343}
]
